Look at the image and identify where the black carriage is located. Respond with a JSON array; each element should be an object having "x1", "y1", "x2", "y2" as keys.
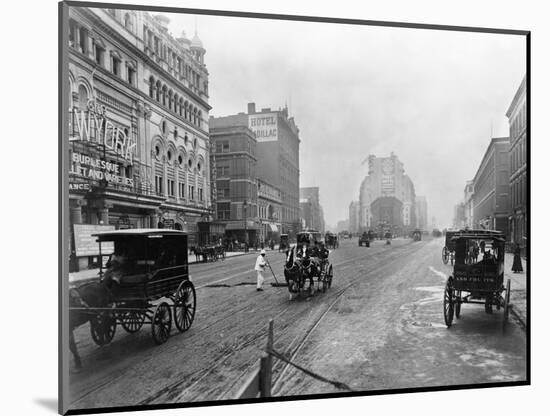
[
  {"x1": 358, "y1": 231, "x2": 370, "y2": 247},
  {"x1": 412, "y1": 229, "x2": 422, "y2": 241},
  {"x1": 73, "y1": 229, "x2": 196, "y2": 346},
  {"x1": 278, "y1": 234, "x2": 289, "y2": 252},
  {"x1": 442, "y1": 230, "x2": 458, "y2": 264},
  {"x1": 443, "y1": 230, "x2": 511, "y2": 329},
  {"x1": 284, "y1": 230, "x2": 333, "y2": 299},
  {"x1": 325, "y1": 232, "x2": 339, "y2": 249}
]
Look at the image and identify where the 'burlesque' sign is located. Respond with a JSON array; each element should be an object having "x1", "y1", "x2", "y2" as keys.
[
  {"x1": 70, "y1": 152, "x2": 134, "y2": 187},
  {"x1": 70, "y1": 100, "x2": 136, "y2": 162}
]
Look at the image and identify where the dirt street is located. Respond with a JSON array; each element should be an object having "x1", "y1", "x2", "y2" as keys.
[{"x1": 68, "y1": 237, "x2": 527, "y2": 410}]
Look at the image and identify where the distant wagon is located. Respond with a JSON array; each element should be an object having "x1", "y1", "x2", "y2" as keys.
[
  {"x1": 325, "y1": 232, "x2": 339, "y2": 249},
  {"x1": 358, "y1": 231, "x2": 370, "y2": 247},
  {"x1": 412, "y1": 229, "x2": 422, "y2": 241},
  {"x1": 443, "y1": 229, "x2": 511, "y2": 329}
]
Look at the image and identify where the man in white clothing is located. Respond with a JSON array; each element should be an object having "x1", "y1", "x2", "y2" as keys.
[{"x1": 255, "y1": 249, "x2": 267, "y2": 291}]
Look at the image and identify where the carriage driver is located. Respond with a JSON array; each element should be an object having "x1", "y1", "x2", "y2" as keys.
[{"x1": 255, "y1": 249, "x2": 267, "y2": 291}]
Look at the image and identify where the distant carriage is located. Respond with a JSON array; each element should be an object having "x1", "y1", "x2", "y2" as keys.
[
  {"x1": 325, "y1": 232, "x2": 339, "y2": 249},
  {"x1": 358, "y1": 231, "x2": 370, "y2": 247},
  {"x1": 442, "y1": 230, "x2": 458, "y2": 264},
  {"x1": 443, "y1": 230, "x2": 511, "y2": 329},
  {"x1": 69, "y1": 229, "x2": 196, "y2": 365},
  {"x1": 412, "y1": 229, "x2": 422, "y2": 242},
  {"x1": 278, "y1": 234, "x2": 289, "y2": 252}
]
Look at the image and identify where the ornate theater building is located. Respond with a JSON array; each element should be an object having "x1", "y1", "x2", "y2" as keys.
[{"x1": 67, "y1": 8, "x2": 211, "y2": 271}]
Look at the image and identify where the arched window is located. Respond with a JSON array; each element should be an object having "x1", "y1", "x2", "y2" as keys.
[
  {"x1": 78, "y1": 85, "x2": 88, "y2": 110},
  {"x1": 149, "y1": 76, "x2": 155, "y2": 98},
  {"x1": 155, "y1": 80, "x2": 161, "y2": 102},
  {"x1": 168, "y1": 90, "x2": 173, "y2": 111},
  {"x1": 179, "y1": 98, "x2": 183, "y2": 116},
  {"x1": 162, "y1": 85, "x2": 167, "y2": 106},
  {"x1": 184, "y1": 102, "x2": 189, "y2": 120},
  {"x1": 124, "y1": 13, "x2": 132, "y2": 31},
  {"x1": 197, "y1": 110, "x2": 202, "y2": 128},
  {"x1": 193, "y1": 108, "x2": 197, "y2": 125},
  {"x1": 173, "y1": 93, "x2": 179, "y2": 113}
]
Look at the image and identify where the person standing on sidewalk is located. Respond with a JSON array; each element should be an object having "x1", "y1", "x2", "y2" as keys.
[
  {"x1": 512, "y1": 243, "x2": 524, "y2": 273},
  {"x1": 255, "y1": 249, "x2": 267, "y2": 291}
]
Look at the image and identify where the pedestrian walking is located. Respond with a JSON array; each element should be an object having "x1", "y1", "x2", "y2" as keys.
[
  {"x1": 512, "y1": 243, "x2": 523, "y2": 273},
  {"x1": 255, "y1": 249, "x2": 267, "y2": 291}
]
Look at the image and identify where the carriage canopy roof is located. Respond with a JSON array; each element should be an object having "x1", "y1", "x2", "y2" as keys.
[
  {"x1": 450, "y1": 229, "x2": 505, "y2": 241},
  {"x1": 93, "y1": 228, "x2": 187, "y2": 241}
]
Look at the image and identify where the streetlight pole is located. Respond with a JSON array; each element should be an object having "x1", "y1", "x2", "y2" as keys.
[{"x1": 243, "y1": 200, "x2": 248, "y2": 248}]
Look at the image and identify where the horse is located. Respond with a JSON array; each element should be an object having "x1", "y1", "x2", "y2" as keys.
[
  {"x1": 68, "y1": 280, "x2": 113, "y2": 371},
  {"x1": 284, "y1": 246, "x2": 317, "y2": 299}
]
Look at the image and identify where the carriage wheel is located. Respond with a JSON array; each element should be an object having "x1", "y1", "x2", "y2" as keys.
[
  {"x1": 152, "y1": 302, "x2": 172, "y2": 345},
  {"x1": 120, "y1": 310, "x2": 146, "y2": 333},
  {"x1": 443, "y1": 277, "x2": 454, "y2": 327},
  {"x1": 455, "y1": 290, "x2": 462, "y2": 319},
  {"x1": 502, "y1": 279, "x2": 511, "y2": 330},
  {"x1": 442, "y1": 247, "x2": 449, "y2": 264},
  {"x1": 326, "y1": 265, "x2": 333, "y2": 288},
  {"x1": 90, "y1": 312, "x2": 116, "y2": 346},
  {"x1": 174, "y1": 281, "x2": 196, "y2": 333}
]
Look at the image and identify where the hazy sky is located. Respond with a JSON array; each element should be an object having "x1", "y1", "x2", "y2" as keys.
[{"x1": 161, "y1": 12, "x2": 526, "y2": 229}]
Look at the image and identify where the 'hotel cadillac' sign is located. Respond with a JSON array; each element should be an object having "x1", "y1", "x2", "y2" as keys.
[
  {"x1": 70, "y1": 100, "x2": 136, "y2": 162},
  {"x1": 249, "y1": 113, "x2": 278, "y2": 142}
]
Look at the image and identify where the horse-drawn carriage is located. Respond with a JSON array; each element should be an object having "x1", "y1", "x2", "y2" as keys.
[
  {"x1": 443, "y1": 230, "x2": 511, "y2": 329},
  {"x1": 191, "y1": 245, "x2": 225, "y2": 262},
  {"x1": 69, "y1": 229, "x2": 196, "y2": 368},
  {"x1": 358, "y1": 231, "x2": 370, "y2": 247},
  {"x1": 279, "y1": 234, "x2": 289, "y2": 252},
  {"x1": 442, "y1": 230, "x2": 458, "y2": 264},
  {"x1": 325, "y1": 232, "x2": 339, "y2": 249},
  {"x1": 283, "y1": 230, "x2": 333, "y2": 299},
  {"x1": 412, "y1": 229, "x2": 422, "y2": 242}
]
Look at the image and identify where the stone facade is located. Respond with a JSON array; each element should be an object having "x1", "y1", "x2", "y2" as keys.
[
  {"x1": 300, "y1": 187, "x2": 325, "y2": 233},
  {"x1": 472, "y1": 137, "x2": 510, "y2": 235},
  {"x1": 506, "y1": 75, "x2": 527, "y2": 245},
  {"x1": 67, "y1": 7, "x2": 211, "y2": 270}
]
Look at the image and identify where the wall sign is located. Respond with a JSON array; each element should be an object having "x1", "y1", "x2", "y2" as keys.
[
  {"x1": 249, "y1": 113, "x2": 278, "y2": 142},
  {"x1": 73, "y1": 224, "x2": 115, "y2": 257}
]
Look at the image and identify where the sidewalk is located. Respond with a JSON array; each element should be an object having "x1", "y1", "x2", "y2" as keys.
[
  {"x1": 503, "y1": 253, "x2": 528, "y2": 328},
  {"x1": 68, "y1": 248, "x2": 270, "y2": 286}
]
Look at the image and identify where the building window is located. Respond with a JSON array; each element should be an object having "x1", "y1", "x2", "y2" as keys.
[
  {"x1": 69, "y1": 20, "x2": 77, "y2": 47},
  {"x1": 149, "y1": 76, "x2": 155, "y2": 98},
  {"x1": 215, "y1": 141, "x2": 230, "y2": 153},
  {"x1": 167, "y1": 179, "x2": 175, "y2": 197},
  {"x1": 155, "y1": 175, "x2": 163, "y2": 195},
  {"x1": 127, "y1": 66, "x2": 135, "y2": 85},
  {"x1": 178, "y1": 182, "x2": 185, "y2": 198},
  {"x1": 94, "y1": 44, "x2": 104, "y2": 66},
  {"x1": 217, "y1": 203, "x2": 230, "y2": 220},
  {"x1": 124, "y1": 13, "x2": 133, "y2": 31},
  {"x1": 112, "y1": 56, "x2": 121, "y2": 76},
  {"x1": 188, "y1": 185, "x2": 195, "y2": 200},
  {"x1": 198, "y1": 188, "x2": 203, "y2": 201},
  {"x1": 78, "y1": 27, "x2": 88, "y2": 54}
]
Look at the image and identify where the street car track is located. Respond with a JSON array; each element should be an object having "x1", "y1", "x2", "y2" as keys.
[{"x1": 271, "y1": 241, "x2": 425, "y2": 394}]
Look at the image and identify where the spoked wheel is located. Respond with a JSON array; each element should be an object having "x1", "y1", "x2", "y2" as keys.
[
  {"x1": 173, "y1": 281, "x2": 196, "y2": 333},
  {"x1": 152, "y1": 302, "x2": 172, "y2": 345},
  {"x1": 90, "y1": 311, "x2": 116, "y2": 346},
  {"x1": 443, "y1": 277, "x2": 454, "y2": 327},
  {"x1": 502, "y1": 279, "x2": 511, "y2": 330},
  {"x1": 442, "y1": 247, "x2": 449, "y2": 264},
  {"x1": 120, "y1": 310, "x2": 146, "y2": 333},
  {"x1": 455, "y1": 291, "x2": 462, "y2": 319},
  {"x1": 327, "y1": 265, "x2": 333, "y2": 288}
]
